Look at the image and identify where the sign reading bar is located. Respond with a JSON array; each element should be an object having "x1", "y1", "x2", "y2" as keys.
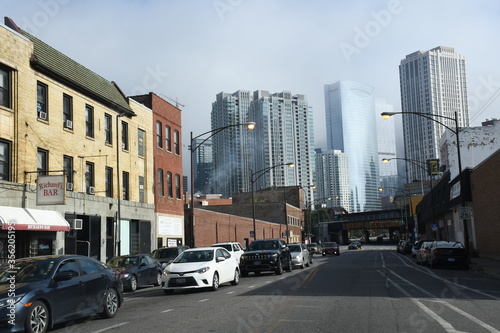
[{"x1": 37, "y1": 175, "x2": 65, "y2": 205}]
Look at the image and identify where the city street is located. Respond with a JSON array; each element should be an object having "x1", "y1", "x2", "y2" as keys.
[{"x1": 49, "y1": 245, "x2": 500, "y2": 333}]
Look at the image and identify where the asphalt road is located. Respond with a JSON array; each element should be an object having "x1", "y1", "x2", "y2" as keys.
[{"x1": 49, "y1": 244, "x2": 500, "y2": 333}]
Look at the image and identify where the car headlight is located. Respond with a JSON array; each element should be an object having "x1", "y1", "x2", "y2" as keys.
[
  {"x1": 0, "y1": 295, "x2": 24, "y2": 309},
  {"x1": 197, "y1": 266, "x2": 210, "y2": 274},
  {"x1": 163, "y1": 269, "x2": 171, "y2": 276},
  {"x1": 121, "y1": 273, "x2": 130, "y2": 279},
  {"x1": 294, "y1": 255, "x2": 301, "y2": 260}
]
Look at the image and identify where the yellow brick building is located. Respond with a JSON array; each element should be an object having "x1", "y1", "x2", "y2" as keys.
[{"x1": 0, "y1": 18, "x2": 155, "y2": 262}]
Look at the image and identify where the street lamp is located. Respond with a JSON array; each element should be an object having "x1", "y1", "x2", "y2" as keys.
[
  {"x1": 188, "y1": 122, "x2": 256, "y2": 247},
  {"x1": 251, "y1": 162, "x2": 294, "y2": 241},
  {"x1": 381, "y1": 111, "x2": 470, "y2": 257}
]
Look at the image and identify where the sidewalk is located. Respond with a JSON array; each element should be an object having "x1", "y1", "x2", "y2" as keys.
[{"x1": 469, "y1": 257, "x2": 500, "y2": 280}]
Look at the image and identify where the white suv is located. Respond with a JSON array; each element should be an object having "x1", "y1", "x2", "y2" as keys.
[{"x1": 211, "y1": 242, "x2": 245, "y2": 263}]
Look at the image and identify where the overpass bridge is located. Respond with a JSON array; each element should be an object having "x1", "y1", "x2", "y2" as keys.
[{"x1": 316, "y1": 209, "x2": 408, "y2": 244}]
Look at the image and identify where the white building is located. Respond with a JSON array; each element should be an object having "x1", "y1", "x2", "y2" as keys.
[{"x1": 399, "y1": 46, "x2": 469, "y2": 182}]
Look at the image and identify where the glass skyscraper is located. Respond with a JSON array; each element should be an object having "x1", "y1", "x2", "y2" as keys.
[{"x1": 324, "y1": 80, "x2": 381, "y2": 212}]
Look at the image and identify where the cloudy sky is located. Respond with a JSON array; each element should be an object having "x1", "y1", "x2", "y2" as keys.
[{"x1": 3, "y1": 0, "x2": 499, "y2": 168}]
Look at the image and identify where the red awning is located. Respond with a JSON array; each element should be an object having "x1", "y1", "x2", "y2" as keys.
[{"x1": 0, "y1": 206, "x2": 70, "y2": 232}]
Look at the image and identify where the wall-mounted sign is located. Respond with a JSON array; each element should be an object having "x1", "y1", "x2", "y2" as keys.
[{"x1": 37, "y1": 175, "x2": 65, "y2": 205}]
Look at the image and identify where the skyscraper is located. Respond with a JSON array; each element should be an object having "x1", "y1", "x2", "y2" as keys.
[
  {"x1": 399, "y1": 46, "x2": 469, "y2": 182},
  {"x1": 376, "y1": 99, "x2": 399, "y2": 196},
  {"x1": 324, "y1": 80, "x2": 381, "y2": 212},
  {"x1": 315, "y1": 149, "x2": 351, "y2": 211},
  {"x1": 211, "y1": 91, "x2": 253, "y2": 198},
  {"x1": 249, "y1": 91, "x2": 316, "y2": 202},
  {"x1": 193, "y1": 138, "x2": 213, "y2": 195}
]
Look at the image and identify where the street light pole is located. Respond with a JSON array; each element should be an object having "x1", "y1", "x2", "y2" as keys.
[
  {"x1": 250, "y1": 163, "x2": 294, "y2": 241},
  {"x1": 189, "y1": 122, "x2": 255, "y2": 247},
  {"x1": 381, "y1": 111, "x2": 469, "y2": 257}
]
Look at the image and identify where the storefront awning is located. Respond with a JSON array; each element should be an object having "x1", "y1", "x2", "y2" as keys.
[{"x1": 0, "y1": 206, "x2": 70, "y2": 232}]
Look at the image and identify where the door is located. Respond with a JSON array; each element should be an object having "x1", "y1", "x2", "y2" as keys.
[{"x1": 77, "y1": 258, "x2": 109, "y2": 312}]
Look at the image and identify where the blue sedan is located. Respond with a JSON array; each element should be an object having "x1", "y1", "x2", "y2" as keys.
[{"x1": 0, "y1": 255, "x2": 123, "y2": 333}]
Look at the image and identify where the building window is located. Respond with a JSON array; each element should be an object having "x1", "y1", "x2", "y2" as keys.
[
  {"x1": 37, "y1": 82, "x2": 48, "y2": 119},
  {"x1": 85, "y1": 162, "x2": 95, "y2": 191},
  {"x1": 122, "y1": 121, "x2": 129, "y2": 150},
  {"x1": 105, "y1": 167, "x2": 113, "y2": 197},
  {"x1": 0, "y1": 139, "x2": 11, "y2": 181},
  {"x1": 104, "y1": 114, "x2": 112, "y2": 144},
  {"x1": 122, "y1": 171, "x2": 130, "y2": 200},
  {"x1": 138, "y1": 176, "x2": 145, "y2": 203},
  {"x1": 63, "y1": 155, "x2": 73, "y2": 190},
  {"x1": 85, "y1": 105, "x2": 94, "y2": 138},
  {"x1": 37, "y1": 148, "x2": 48, "y2": 176},
  {"x1": 63, "y1": 94, "x2": 73, "y2": 128},
  {"x1": 174, "y1": 130, "x2": 179, "y2": 155},
  {"x1": 156, "y1": 121, "x2": 163, "y2": 148},
  {"x1": 0, "y1": 65, "x2": 11, "y2": 108},
  {"x1": 165, "y1": 125, "x2": 171, "y2": 152},
  {"x1": 175, "y1": 174, "x2": 181, "y2": 199},
  {"x1": 157, "y1": 169, "x2": 164, "y2": 197},
  {"x1": 138, "y1": 128, "x2": 145, "y2": 157},
  {"x1": 167, "y1": 171, "x2": 173, "y2": 198}
]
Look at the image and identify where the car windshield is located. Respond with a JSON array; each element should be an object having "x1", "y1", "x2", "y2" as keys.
[
  {"x1": 212, "y1": 244, "x2": 232, "y2": 251},
  {"x1": 0, "y1": 258, "x2": 56, "y2": 284},
  {"x1": 173, "y1": 250, "x2": 214, "y2": 263},
  {"x1": 307, "y1": 244, "x2": 316, "y2": 249},
  {"x1": 248, "y1": 241, "x2": 280, "y2": 251},
  {"x1": 324, "y1": 242, "x2": 337, "y2": 247},
  {"x1": 152, "y1": 248, "x2": 179, "y2": 260},
  {"x1": 288, "y1": 245, "x2": 302, "y2": 252},
  {"x1": 108, "y1": 256, "x2": 139, "y2": 269}
]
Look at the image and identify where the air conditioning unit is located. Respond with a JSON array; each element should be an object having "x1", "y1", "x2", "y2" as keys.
[
  {"x1": 65, "y1": 119, "x2": 73, "y2": 129},
  {"x1": 87, "y1": 186, "x2": 95, "y2": 195},
  {"x1": 38, "y1": 111, "x2": 47, "y2": 120},
  {"x1": 66, "y1": 182, "x2": 74, "y2": 191},
  {"x1": 69, "y1": 218, "x2": 83, "y2": 230}
]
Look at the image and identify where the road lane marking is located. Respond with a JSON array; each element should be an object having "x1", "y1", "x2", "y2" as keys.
[
  {"x1": 226, "y1": 291, "x2": 235, "y2": 294},
  {"x1": 92, "y1": 322, "x2": 129, "y2": 333},
  {"x1": 198, "y1": 299, "x2": 210, "y2": 302},
  {"x1": 161, "y1": 309, "x2": 174, "y2": 313}
]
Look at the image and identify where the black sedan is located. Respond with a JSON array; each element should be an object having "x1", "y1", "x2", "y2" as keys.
[
  {"x1": 0, "y1": 255, "x2": 123, "y2": 333},
  {"x1": 428, "y1": 241, "x2": 469, "y2": 270},
  {"x1": 348, "y1": 241, "x2": 362, "y2": 250},
  {"x1": 107, "y1": 254, "x2": 162, "y2": 291}
]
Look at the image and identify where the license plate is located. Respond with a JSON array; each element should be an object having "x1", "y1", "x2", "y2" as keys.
[
  {"x1": 254, "y1": 261, "x2": 261, "y2": 265},
  {"x1": 176, "y1": 278, "x2": 186, "y2": 285},
  {"x1": 448, "y1": 258, "x2": 455, "y2": 262}
]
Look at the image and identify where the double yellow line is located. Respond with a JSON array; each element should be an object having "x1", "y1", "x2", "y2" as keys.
[{"x1": 300, "y1": 267, "x2": 318, "y2": 288}]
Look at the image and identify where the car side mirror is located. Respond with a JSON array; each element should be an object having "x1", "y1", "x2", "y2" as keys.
[
  {"x1": 54, "y1": 271, "x2": 74, "y2": 282},
  {"x1": 217, "y1": 256, "x2": 226, "y2": 262}
]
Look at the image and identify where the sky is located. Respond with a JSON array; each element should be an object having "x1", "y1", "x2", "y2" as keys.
[{"x1": 2, "y1": 0, "x2": 500, "y2": 174}]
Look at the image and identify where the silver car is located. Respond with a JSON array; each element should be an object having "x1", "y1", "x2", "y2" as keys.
[{"x1": 289, "y1": 244, "x2": 313, "y2": 269}]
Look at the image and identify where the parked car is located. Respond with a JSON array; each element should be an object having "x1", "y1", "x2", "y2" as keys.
[
  {"x1": 306, "y1": 243, "x2": 322, "y2": 254},
  {"x1": 288, "y1": 243, "x2": 312, "y2": 269},
  {"x1": 428, "y1": 241, "x2": 469, "y2": 270},
  {"x1": 151, "y1": 246, "x2": 190, "y2": 267},
  {"x1": 348, "y1": 241, "x2": 362, "y2": 250},
  {"x1": 396, "y1": 240, "x2": 406, "y2": 253},
  {"x1": 412, "y1": 239, "x2": 435, "y2": 258},
  {"x1": 211, "y1": 242, "x2": 245, "y2": 263},
  {"x1": 322, "y1": 242, "x2": 340, "y2": 256},
  {"x1": 239, "y1": 239, "x2": 292, "y2": 276},
  {"x1": 0, "y1": 255, "x2": 123, "y2": 333},
  {"x1": 107, "y1": 254, "x2": 162, "y2": 291},
  {"x1": 415, "y1": 241, "x2": 434, "y2": 265},
  {"x1": 161, "y1": 247, "x2": 240, "y2": 294},
  {"x1": 401, "y1": 241, "x2": 415, "y2": 255}
]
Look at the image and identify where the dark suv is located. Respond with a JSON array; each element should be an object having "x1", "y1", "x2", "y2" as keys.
[
  {"x1": 151, "y1": 246, "x2": 189, "y2": 267},
  {"x1": 239, "y1": 239, "x2": 292, "y2": 276}
]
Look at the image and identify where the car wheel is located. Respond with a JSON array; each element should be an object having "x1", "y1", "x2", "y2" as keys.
[
  {"x1": 211, "y1": 272, "x2": 219, "y2": 291},
  {"x1": 305, "y1": 259, "x2": 310, "y2": 267},
  {"x1": 128, "y1": 275, "x2": 138, "y2": 292},
  {"x1": 275, "y1": 259, "x2": 283, "y2": 275},
  {"x1": 241, "y1": 270, "x2": 249, "y2": 277},
  {"x1": 163, "y1": 289, "x2": 174, "y2": 295},
  {"x1": 310, "y1": 257, "x2": 313, "y2": 265},
  {"x1": 231, "y1": 269, "x2": 240, "y2": 285},
  {"x1": 154, "y1": 272, "x2": 161, "y2": 286},
  {"x1": 25, "y1": 300, "x2": 49, "y2": 333},
  {"x1": 100, "y1": 288, "x2": 119, "y2": 319}
]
